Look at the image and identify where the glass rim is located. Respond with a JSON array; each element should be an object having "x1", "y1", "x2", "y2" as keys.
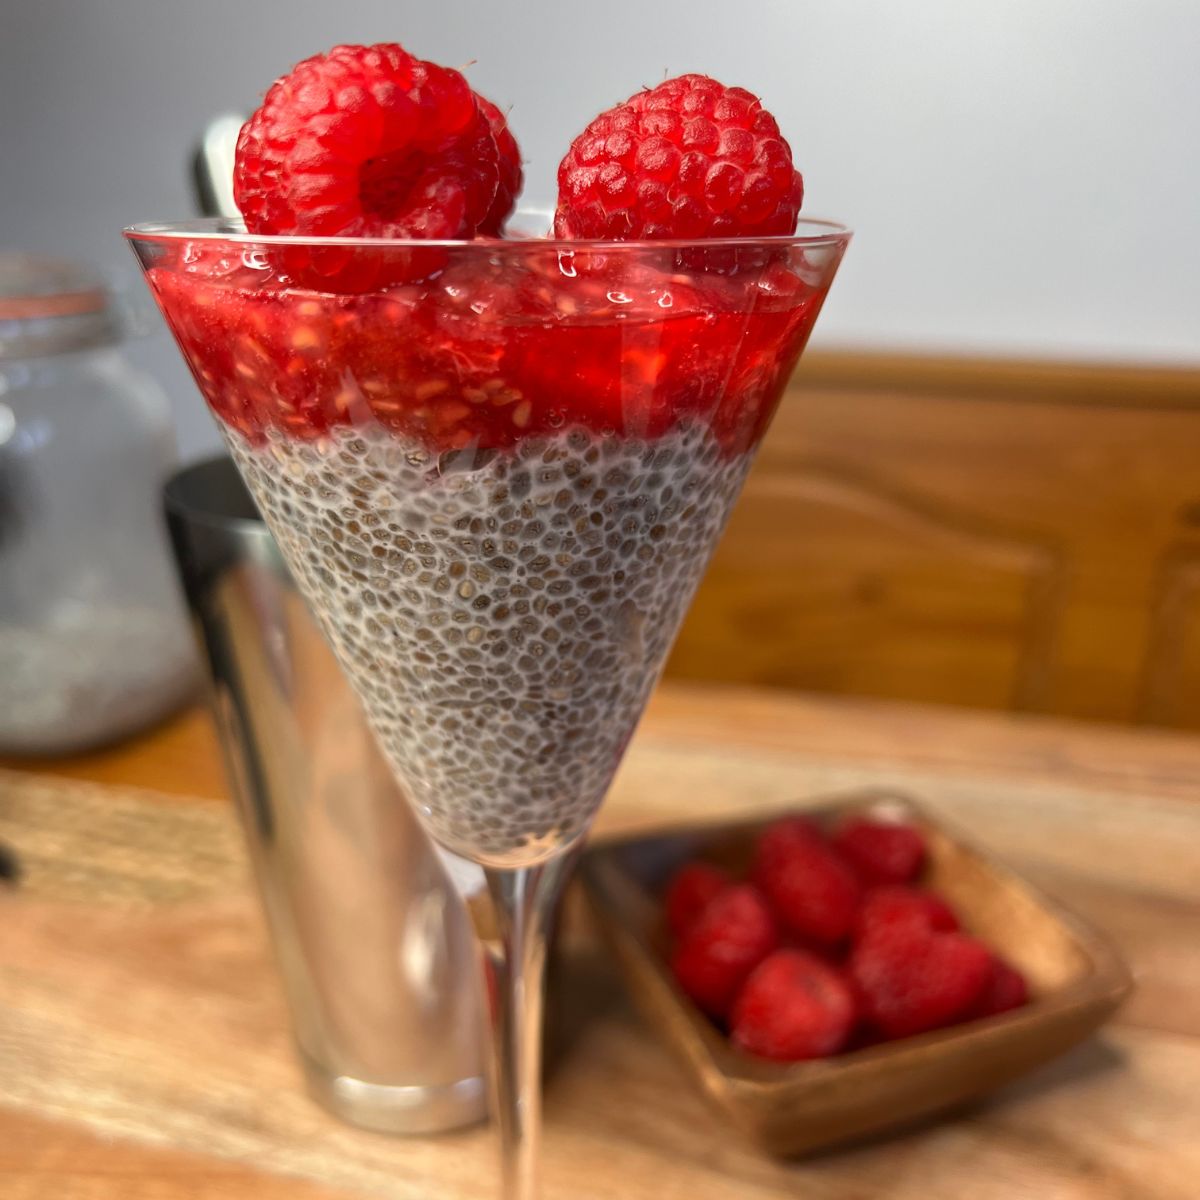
[{"x1": 123, "y1": 215, "x2": 852, "y2": 253}]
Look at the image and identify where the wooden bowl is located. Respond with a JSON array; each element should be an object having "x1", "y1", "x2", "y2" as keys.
[{"x1": 580, "y1": 789, "x2": 1133, "y2": 1156}]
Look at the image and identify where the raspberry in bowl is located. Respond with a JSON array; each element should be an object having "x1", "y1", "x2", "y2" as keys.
[{"x1": 581, "y1": 792, "x2": 1132, "y2": 1156}]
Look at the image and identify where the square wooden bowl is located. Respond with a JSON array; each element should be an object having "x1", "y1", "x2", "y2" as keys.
[{"x1": 580, "y1": 789, "x2": 1133, "y2": 1156}]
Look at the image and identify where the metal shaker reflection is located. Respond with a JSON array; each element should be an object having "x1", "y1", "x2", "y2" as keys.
[{"x1": 164, "y1": 456, "x2": 485, "y2": 1133}]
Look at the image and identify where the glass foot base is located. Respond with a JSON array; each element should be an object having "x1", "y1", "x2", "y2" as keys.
[{"x1": 299, "y1": 1045, "x2": 488, "y2": 1135}]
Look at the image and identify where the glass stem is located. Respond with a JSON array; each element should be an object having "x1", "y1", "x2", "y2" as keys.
[{"x1": 482, "y1": 852, "x2": 575, "y2": 1200}]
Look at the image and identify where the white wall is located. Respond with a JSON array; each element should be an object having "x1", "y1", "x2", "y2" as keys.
[{"x1": 2, "y1": 0, "x2": 1196, "y2": 457}]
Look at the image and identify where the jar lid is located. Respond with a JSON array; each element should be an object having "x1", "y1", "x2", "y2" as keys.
[{"x1": 0, "y1": 254, "x2": 123, "y2": 360}]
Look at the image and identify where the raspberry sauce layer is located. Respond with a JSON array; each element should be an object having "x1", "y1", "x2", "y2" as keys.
[{"x1": 147, "y1": 245, "x2": 828, "y2": 457}]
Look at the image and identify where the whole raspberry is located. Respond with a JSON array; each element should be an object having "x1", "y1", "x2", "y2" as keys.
[
  {"x1": 663, "y1": 861, "x2": 732, "y2": 939},
  {"x1": 850, "y1": 919, "x2": 992, "y2": 1040},
  {"x1": 554, "y1": 73, "x2": 803, "y2": 240},
  {"x1": 731, "y1": 949, "x2": 858, "y2": 1061},
  {"x1": 670, "y1": 884, "x2": 778, "y2": 1019},
  {"x1": 857, "y1": 885, "x2": 960, "y2": 938},
  {"x1": 234, "y1": 44, "x2": 505, "y2": 242},
  {"x1": 475, "y1": 93, "x2": 523, "y2": 233},
  {"x1": 832, "y1": 816, "x2": 927, "y2": 886},
  {"x1": 751, "y1": 818, "x2": 861, "y2": 946},
  {"x1": 967, "y1": 957, "x2": 1030, "y2": 1019}
]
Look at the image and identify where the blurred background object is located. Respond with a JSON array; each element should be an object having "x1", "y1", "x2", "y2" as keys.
[
  {"x1": 190, "y1": 112, "x2": 243, "y2": 220},
  {"x1": 0, "y1": 253, "x2": 196, "y2": 754},
  {"x1": 1, "y1": 0, "x2": 1196, "y2": 728}
]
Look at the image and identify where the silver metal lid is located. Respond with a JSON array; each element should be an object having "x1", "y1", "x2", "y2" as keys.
[{"x1": 0, "y1": 255, "x2": 123, "y2": 360}]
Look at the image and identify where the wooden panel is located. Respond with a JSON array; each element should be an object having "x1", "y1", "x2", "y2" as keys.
[
  {"x1": 668, "y1": 352, "x2": 1200, "y2": 727},
  {"x1": 1140, "y1": 550, "x2": 1200, "y2": 726},
  {"x1": 669, "y1": 465, "x2": 1060, "y2": 708}
]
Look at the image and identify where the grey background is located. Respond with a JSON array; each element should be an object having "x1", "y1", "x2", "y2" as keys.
[{"x1": 2, "y1": 0, "x2": 1197, "y2": 457}]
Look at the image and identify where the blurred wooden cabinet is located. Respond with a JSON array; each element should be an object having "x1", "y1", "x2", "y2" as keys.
[{"x1": 668, "y1": 352, "x2": 1200, "y2": 729}]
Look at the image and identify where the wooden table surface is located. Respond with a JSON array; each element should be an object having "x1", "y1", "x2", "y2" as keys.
[{"x1": 2, "y1": 683, "x2": 1199, "y2": 1198}]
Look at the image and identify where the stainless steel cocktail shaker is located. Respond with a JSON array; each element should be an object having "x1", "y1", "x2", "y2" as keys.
[{"x1": 164, "y1": 456, "x2": 485, "y2": 1134}]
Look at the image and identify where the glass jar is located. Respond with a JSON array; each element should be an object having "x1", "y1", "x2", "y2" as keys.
[{"x1": 0, "y1": 254, "x2": 196, "y2": 754}]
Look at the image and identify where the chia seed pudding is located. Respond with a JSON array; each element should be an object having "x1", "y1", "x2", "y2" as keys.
[{"x1": 229, "y1": 420, "x2": 750, "y2": 864}]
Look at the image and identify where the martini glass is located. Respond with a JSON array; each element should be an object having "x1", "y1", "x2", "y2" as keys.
[{"x1": 127, "y1": 217, "x2": 849, "y2": 1198}]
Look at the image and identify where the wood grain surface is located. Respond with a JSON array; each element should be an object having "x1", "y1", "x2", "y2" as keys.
[
  {"x1": 2, "y1": 684, "x2": 1199, "y2": 1198},
  {"x1": 668, "y1": 352, "x2": 1200, "y2": 728}
]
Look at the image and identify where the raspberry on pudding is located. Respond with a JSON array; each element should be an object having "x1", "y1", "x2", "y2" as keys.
[
  {"x1": 234, "y1": 44, "x2": 519, "y2": 242},
  {"x1": 148, "y1": 250, "x2": 825, "y2": 455},
  {"x1": 554, "y1": 73, "x2": 804, "y2": 241},
  {"x1": 231, "y1": 44, "x2": 522, "y2": 289}
]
